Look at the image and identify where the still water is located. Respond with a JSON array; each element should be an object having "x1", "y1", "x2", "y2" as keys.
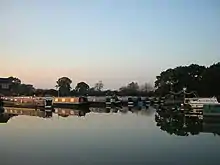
[{"x1": 0, "y1": 106, "x2": 220, "y2": 165}]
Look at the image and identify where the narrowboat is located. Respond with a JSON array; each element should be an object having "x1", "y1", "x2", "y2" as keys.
[
  {"x1": 105, "y1": 96, "x2": 122, "y2": 108},
  {"x1": 52, "y1": 96, "x2": 89, "y2": 108},
  {"x1": 2, "y1": 96, "x2": 53, "y2": 110},
  {"x1": 2, "y1": 96, "x2": 44, "y2": 109}
]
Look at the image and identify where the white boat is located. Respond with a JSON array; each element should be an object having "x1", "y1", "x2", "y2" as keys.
[{"x1": 184, "y1": 97, "x2": 219, "y2": 109}]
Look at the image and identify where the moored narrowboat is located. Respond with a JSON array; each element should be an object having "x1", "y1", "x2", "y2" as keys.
[
  {"x1": 2, "y1": 96, "x2": 53, "y2": 110},
  {"x1": 2, "y1": 96, "x2": 45, "y2": 109},
  {"x1": 2, "y1": 96, "x2": 88, "y2": 109},
  {"x1": 52, "y1": 96, "x2": 89, "y2": 108}
]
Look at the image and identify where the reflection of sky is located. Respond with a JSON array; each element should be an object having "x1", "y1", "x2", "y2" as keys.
[
  {"x1": 1, "y1": 111, "x2": 220, "y2": 165},
  {"x1": 1, "y1": 0, "x2": 220, "y2": 89}
]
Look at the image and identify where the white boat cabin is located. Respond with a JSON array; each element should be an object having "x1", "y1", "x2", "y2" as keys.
[{"x1": 184, "y1": 97, "x2": 219, "y2": 108}]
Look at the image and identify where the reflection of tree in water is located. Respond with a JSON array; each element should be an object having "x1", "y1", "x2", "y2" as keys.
[
  {"x1": 89, "y1": 107, "x2": 110, "y2": 113},
  {"x1": 45, "y1": 111, "x2": 53, "y2": 118},
  {"x1": 58, "y1": 114, "x2": 69, "y2": 118},
  {"x1": 111, "y1": 107, "x2": 119, "y2": 113},
  {"x1": 186, "y1": 117, "x2": 202, "y2": 135},
  {"x1": 0, "y1": 114, "x2": 17, "y2": 123},
  {"x1": 155, "y1": 107, "x2": 202, "y2": 136},
  {"x1": 89, "y1": 106, "x2": 152, "y2": 115},
  {"x1": 2, "y1": 108, "x2": 53, "y2": 119},
  {"x1": 58, "y1": 109, "x2": 90, "y2": 117},
  {"x1": 78, "y1": 109, "x2": 91, "y2": 116},
  {"x1": 119, "y1": 107, "x2": 128, "y2": 114},
  {"x1": 72, "y1": 108, "x2": 91, "y2": 117},
  {"x1": 138, "y1": 108, "x2": 154, "y2": 116},
  {"x1": 105, "y1": 108, "x2": 111, "y2": 113}
]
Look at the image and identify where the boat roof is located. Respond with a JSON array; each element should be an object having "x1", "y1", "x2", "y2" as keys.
[{"x1": 185, "y1": 97, "x2": 217, "y2": 100}]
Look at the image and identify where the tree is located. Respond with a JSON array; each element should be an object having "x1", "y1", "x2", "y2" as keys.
[
  {"x1": 201, "y1": 62, "x2": 220, "y2": 97},
  {"x1": 56, "y1": 77, "x2": 72, "y2": 96},
  {"x1": 75, "y1": 82, "x2": 90, "y2": 95},
  {"x1": 139, "y1": 83, "x2": 154, "y2": 96},
  {"x1": 119, "y1": 82, "x2": 140, "y2": 96},
  {"x1": 18, "y1": 84, "x2": 35, "y2": 96},
  {"x1": 127, "y1": 82, "x2": 139, "y2": 91},
  {"x1": 140, "y1": 83, "x2": 153, "y2": 92},
  {"x1": 34, "y1": 89, "x2": 45, "y2": 96},
  {"x1": 8, "y1": 76, "x2": 21, "y2": 95},
  {"x1": 155, "y1": 64, "x2": 206, "y2": 96},
  {"x1": 8, "y1": 76, "x2": 21, "y2": 84},
  {"x1": 94, "y1": 81, "x2": 104, "y2": 91}
]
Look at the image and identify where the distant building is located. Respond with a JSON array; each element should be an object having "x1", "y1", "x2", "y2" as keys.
[
  {"x1": 0, "y1": 78, "x2": 13, "y2": 96},
  {"x1": 0, "y1": 78, "x2": 12, "y2": 90}
]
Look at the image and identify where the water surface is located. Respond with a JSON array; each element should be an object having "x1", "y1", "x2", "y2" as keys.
[{"x1": 0, "y1": 107, "x2": 219, "y2": 165}]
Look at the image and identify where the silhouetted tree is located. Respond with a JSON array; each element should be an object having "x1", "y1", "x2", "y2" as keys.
[
  {"x1": 140, "y1": 83, "x2": 153, "y2": 92},
  {"x1": 34, "y1": 89, "x2": 45, "y2": 96},
  {"x1": 56, "y1": 77, "x2": 72, "y2": 96},
  {"x1": 35, "y1": 89, "x2": 58, "y2": 96},
  {"x1": 75, "y1": 82, "x2": 90, "y2": 95},
  {"x1": 200, "y1": 62, "x2": 220, "y2": 97},
  {"x1": 119, "y1": 82, "x2": 139, "y2": 96},
  {"x1": 155, "y1": 64, "x2": 208, "y2": 97},
  {"x1": 18, "y1": 84, "x2": 35, "y2": 96},
  {"x1": 8, "y1": 76, "x2": 21, "y2": 95}
]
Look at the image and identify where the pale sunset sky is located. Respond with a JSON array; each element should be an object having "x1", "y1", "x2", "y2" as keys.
[{"x1": 0, "y1": 0, "x2": 219, "y2": 89}]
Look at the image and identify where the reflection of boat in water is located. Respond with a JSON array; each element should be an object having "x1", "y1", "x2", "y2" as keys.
[
  {"x1": 155, "y1": 106, "x2": 220, "y2": 136},
  {"x1": 54, "y1": 107, "x2": 91, "y2": 117},
  {"x1": 3, "y1": 107, "x2": 52, "y2": 118},
  {"x1": 105, "y1": 96, "x2": 122, "y2": 108},
  {"x1": 54, "y1": 106, "x2": 153, "y2": 117},
  {"x1": 0, "y1": 105, "x2": 154, "y2": 123},
  {"x1": 0, "y1": 107, "x2": 53, "y2": 123},
  {"x1": 89, "y1": 107, "x2": 111, "y2": 113}
]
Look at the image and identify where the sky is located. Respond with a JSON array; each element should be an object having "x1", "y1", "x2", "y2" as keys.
[{"x1": 0, "y1": 0, "x2": 220, "y2": 89}]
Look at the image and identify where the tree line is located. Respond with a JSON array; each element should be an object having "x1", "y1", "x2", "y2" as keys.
[
  {"x1": 51, "y1": 79, "x2": 154, "y2": 96},
  {"x1": 1, "y1": 77, "x2": 154, "y2": 97},
  {"x1": 1, "y1": 62, "x2": 219, "y2": 97},
  {"x1": 154, "y1": 62, "x2": 220, "y2": 97}
]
